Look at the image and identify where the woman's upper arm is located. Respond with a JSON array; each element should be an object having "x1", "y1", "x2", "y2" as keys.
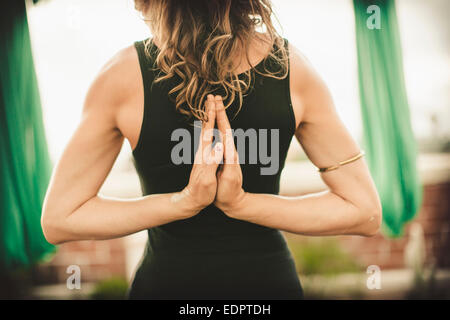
[
  {"x1": 288, "y1": 44, "x2": 382, "y2": 215},
  {"x1": 42, "y1": 47, "x2": 137, "y2": 220}
]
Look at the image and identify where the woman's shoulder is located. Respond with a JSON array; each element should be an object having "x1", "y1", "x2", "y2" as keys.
[
  {"x1": 98, "y1": 44, "x2": 141, "y2": 83},
  {"x1": 287, "y1": 41, "x2": 328, "y2": 95},
  {"x1": 287, "y1": 41, "x2": 336, "y2": 126},
  {"x1": 82, "y1": 44, "x2": 143, "y2": 121}
]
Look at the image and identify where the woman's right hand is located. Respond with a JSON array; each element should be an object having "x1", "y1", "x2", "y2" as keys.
[{"x1": 178, "y1": 95, "x2": 223, "y2": 216}]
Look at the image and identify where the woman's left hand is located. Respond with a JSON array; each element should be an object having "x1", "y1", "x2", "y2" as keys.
[{"x1": 213, "y1": 96, "x2": 247, "y2": 216}]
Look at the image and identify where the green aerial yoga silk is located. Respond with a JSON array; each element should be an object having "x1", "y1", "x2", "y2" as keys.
[
  {"x1": 0, "y1": 0, "x2": 55, "y2": 271},
  {"x1": 353, "y1": 0, "x2": 423, "y2": 237}
]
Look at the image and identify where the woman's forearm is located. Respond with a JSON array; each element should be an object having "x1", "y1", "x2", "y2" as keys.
[
  {"x1": 223, "y1": 190, "x2": 381, "y2": 237},
  {"x1": 42, "y1": 94, "x2": 223, "y2": 245},
  {"x1": 42, "y1": 190, "x2": 198, "y2": 244}
]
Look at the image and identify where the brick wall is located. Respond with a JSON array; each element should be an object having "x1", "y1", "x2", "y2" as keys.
[
  {"x1": 337, "y1": 182, "x2": 450, "y2": 270},
  {"x1": 34, "y1": 238, "x2": 127, "y2": 285}
]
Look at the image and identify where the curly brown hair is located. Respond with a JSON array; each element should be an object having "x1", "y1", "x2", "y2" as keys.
[{"x1": 134, "y1": 0, "x2": 288, "y2": 121}]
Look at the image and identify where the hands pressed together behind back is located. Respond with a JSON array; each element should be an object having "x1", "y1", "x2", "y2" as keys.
[{"x1": 181, "y1": 94, "x2": 247, "y2": 218}]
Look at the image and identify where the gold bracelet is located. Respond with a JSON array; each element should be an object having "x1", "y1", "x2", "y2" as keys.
[{"x1": 317, "y1": 150, "x2": 365, "y2": 173}]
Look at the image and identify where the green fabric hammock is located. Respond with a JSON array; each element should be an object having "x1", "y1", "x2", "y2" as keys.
[
  {"x1": 353, "y1": 0, "x2": 423, "y2": 237},
  {"x1": 0, "y1": 0, "x2": 55, "y2": 271}
]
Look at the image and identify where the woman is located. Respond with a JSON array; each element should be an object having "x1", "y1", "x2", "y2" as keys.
[{"x1": 41, "y1": 0, "x2": 382, "y2": 299}]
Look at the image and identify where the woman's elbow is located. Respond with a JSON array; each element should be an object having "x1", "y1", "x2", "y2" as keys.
[
  {"x1": 41, "y1": 211, "x2": 66, "y2": 245},
  {"x1": 359, "y1": 201, "x2": 383, "y2": 237}
]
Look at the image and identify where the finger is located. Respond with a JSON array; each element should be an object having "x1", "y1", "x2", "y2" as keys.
[
  {"x1": 203, "y1": 94, "x2": 216, "y2": 133},
  {"x1": 214, "y1": 95, "x2": 237, "y2": 165},
  {"x1": 215, "y1": 95, "x2": 231, "y2": 133},
  {"x1": 201, "y1": 95, "x2": 216, "y2": 146},
  {"x1": 195, "y1": 95, "x2": 216, "y2": 164}
]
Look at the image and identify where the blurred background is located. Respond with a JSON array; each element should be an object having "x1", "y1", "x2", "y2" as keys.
[{"x1": 1, "y1": 0, "x2": 449, "y2": 299}]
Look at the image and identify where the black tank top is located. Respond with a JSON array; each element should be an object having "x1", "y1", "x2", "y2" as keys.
[{"x1": 129, "y1": 38, "x2": 303, "y2": 299}]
